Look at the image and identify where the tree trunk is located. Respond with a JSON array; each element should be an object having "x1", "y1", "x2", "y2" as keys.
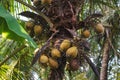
[{"x1": 100, "y1": 34, "x2": 110, "y2": 80}]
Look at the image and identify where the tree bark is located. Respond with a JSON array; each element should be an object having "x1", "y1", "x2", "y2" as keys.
[{"x1": 100, "y1": 34, "x2": 110, "y2": 80}]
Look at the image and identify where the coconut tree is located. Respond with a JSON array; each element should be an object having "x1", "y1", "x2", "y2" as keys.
[{"x1": 0, "y1": 0, "x2": 120, "y2": 80}]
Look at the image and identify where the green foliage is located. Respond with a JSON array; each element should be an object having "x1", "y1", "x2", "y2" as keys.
[
  {"x1": 74, "y1": 73, "x2": 88, "y2": 80},
  {"x1": 0, "y1": 5, "x2": 37, "y2": 48},
  {"x1": 86, "y1": 67, "x2": 97, "y2": 80},
  {"x1": 117, "y1": 73, "x2": 120, "y2": 80},
  {"x1": 0, "y1": 60, "x2": 25, "y2": 80},
  {"x1": 0, "y1": 39, "x2": 36, "y2": 80}
]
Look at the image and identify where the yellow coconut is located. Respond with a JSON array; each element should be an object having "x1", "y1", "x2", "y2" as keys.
[
  {"x1": 34, "y1": 25, "x2": 42, "y2": 35},
  {"x1": 66, "y1": 46, "x2": 78, "y2": 58},
  {"x1": 48, "y1": 58, "x2": 59, "y2": 69},
  {"x1": 41, "y1": 0, "x2": 52, "y2": 4},
  {"x1": 60, "y1": 39, "x2": 71, "y2": 51},
  {"x1": 39, "y1": 55, "x2": 48, "y2": 63},
  {"x1": 95, "y1": 23, "x2": 104, "y2": 33},
  {"x1": 51, "y1": 48, "x2": 61, "y2": 58},
  {"x1": 83, "y1": 30, "x2": 90, "y2": 38}
]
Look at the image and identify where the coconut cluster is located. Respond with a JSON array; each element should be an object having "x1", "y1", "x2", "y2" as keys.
[
  {"x1": 82, "y1": 23, "x2": 104, "y2": 38},
  {"x1": 28, "y1": 0, "x2": 105, "y2": 72},
  {"x1": 25, "y1": 21, "x2": 43, "y2": 36},
  {"x1": 34, "y1": 22, "x2": 105, "y2": 70},
  {"x1": 31, "y1": 21, "x2": 105, "y2": 70},
  {"x1": 33, "y1": 39, "x2": 81, "y2": 71},
  {"x1": 95, "y1": 23, "x2": 104, "y2": 34}
]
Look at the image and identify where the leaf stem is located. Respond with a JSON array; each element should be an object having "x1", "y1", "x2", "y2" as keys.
[{"x1": 83, "y1": 53, "x2": 100, "y2": 80}]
